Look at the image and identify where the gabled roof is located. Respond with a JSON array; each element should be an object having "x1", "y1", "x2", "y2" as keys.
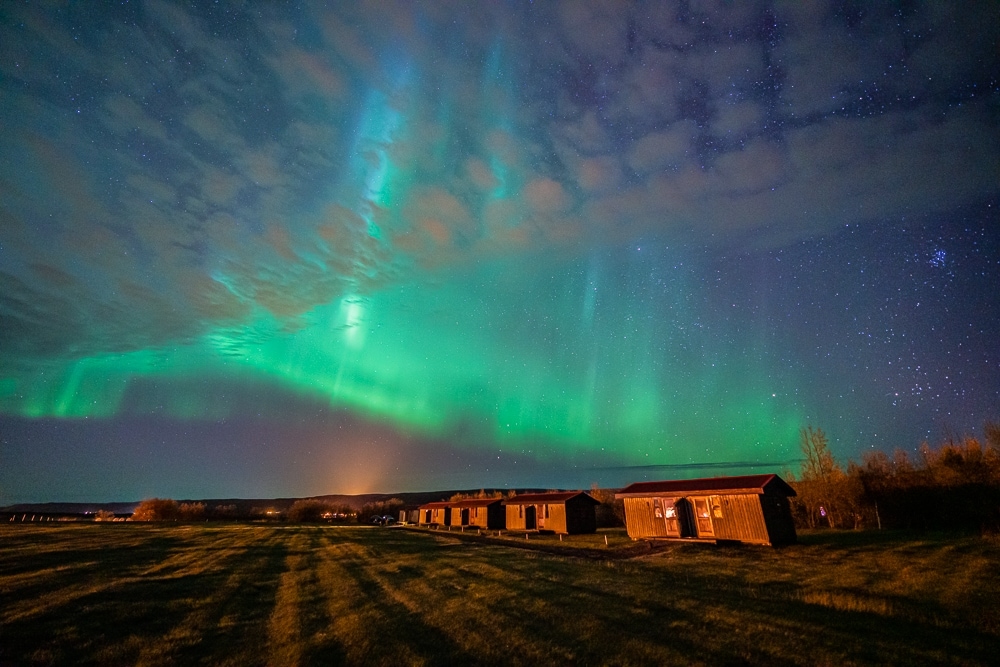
[
  {"x1": 615, "y1": 474, "x2": 795, "y2": 498},
  {"x1": 503, "y1": 491, "x2": 600, "y2": 505},
  {"x1": 450, "y1": 498, "x2": 503, "y2": 508},
  {"x1": 417, "y1": 501, "x2": 453, "y2": 510}
]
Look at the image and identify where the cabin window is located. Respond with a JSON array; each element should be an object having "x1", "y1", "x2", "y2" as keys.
[
  {"x1": 544, "y1": 504, "x2": 550, "y2": 518},
  {"x1": 653, "y1": 498, "x2": 663, "y2": 518},
  {"x1": 664, "y1": 505, "x2": 676, "y2": 519},
  {"x1": 518, "y1": 506, "x2": 523, "y2": 518},
  {"x1": 711, "y1": 496, "x2": 723, "y2": 519}
]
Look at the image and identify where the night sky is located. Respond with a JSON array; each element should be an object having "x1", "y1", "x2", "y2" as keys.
[{"x1": 2, "y1": 2, "x2": 998, "y2": 503}]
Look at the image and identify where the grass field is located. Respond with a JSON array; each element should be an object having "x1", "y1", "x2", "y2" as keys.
[{"x1": 2, "y1": 524, "x2": 999, "y2": 666}]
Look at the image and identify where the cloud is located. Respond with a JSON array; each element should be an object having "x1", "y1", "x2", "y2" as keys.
[
  {"x1": 627, "y1": 122, "x2": 699, "y2": 174},
  {"x1": 0, "y1": 0, "x2": 997, "y2": 372}
]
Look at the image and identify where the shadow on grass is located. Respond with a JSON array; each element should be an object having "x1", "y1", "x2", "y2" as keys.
[
  {"x1": 337, "y1": 552, "x2": 486, "y2": 666},
  {"x1": 2, "y1": 530, "x2": 288, "y2": 666},
  {"x1": 417, "y1": 536, "x2": 1000, "y2": 666},
  {"x1": 5, "y1": 525, "x2": 1000, "y2": 666}
]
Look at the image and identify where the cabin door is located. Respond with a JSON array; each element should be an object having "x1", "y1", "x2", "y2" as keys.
[
  {"x1": 692, "y1": 497, "x2": 714, "y2": 537},
  {"x1": 675, "y1": 498, "x2": 696, "y2": 538},
  {"x1": 661, "y1": 498, "x2": 681, "y2": 536},
  {"x1": 525, "y1": 505, "x2": 537, "y2": 530},
  {"x1": 461, "y1": 508, "x2": 470, "y2": 525},
  {"x1": 424, "y1": 510, "x2": 431, "y2": 524}
]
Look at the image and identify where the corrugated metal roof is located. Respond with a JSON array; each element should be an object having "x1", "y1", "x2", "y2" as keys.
[
  {"x1": 503, "y1": 491, "x2": 599, "y2": 505},
  {"x1": 615, "y1": 474, "x2": 795, "y2": 498}
]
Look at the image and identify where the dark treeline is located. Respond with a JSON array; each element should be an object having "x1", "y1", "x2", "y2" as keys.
[
  {"x1": 128, "y1": 497, "x2": 407, "y2": 524},
  {"x1": 789, "y1": 422, "x2": 1000, "y2": 532}
]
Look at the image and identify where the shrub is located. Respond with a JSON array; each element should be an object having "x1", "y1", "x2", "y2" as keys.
[
  {"x1": 131, "y1": 498, "x2": 180, "y2": 522},
  {"x1": 287, "y1": 499, "x2": 334, "y2": 523}
]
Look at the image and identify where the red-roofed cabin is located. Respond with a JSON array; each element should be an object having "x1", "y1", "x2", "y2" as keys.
[
  {"x1": 451, "y1": 498, "x2": 505, "y2": 530},
  {"x1": 503, "y1": 492, "x2": 599, "y2": 534},
  {"x1": 418, "y1": 501, "x2": 452, "y2": 527},
  {"x1": 615, "y1": 474, "x2": 797, "y2": 546}
]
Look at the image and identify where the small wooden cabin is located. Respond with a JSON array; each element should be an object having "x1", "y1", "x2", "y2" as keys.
[
  {"x1": 503, "y1": 491, "x2": 599, "y2": 534},
  {"x1": 451, "y1": 498, "x2": 505, "y2": 530},
  {"x1": 417, "y1": 501, "x2": 452, "y2": 527},
  {"x1": 398, "y1": 508, "x2": 420, "y2": 525},
  {"x1": 615, "y1": 474, "x2": 796, "y2": 546}
]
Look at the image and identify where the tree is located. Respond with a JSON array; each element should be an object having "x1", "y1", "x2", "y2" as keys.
[
  {"x1": 359, "y1": 498, "x2": 405, "y2": 523},
  {"x1": 131, "y1": 498, "x2": 180, "y2": 521},
  {"x1": 178, "y1": 502, "x2": 206, "y2": 521},
  {"x1": 798, "y1": 426, "x2": 848, "y2": 528},
  {"x1": 287, "y1": 499, "x2": 333, "y2": 523},
  {"x1": 589, "y1": 484, "x2": 625, "y2": 527}
]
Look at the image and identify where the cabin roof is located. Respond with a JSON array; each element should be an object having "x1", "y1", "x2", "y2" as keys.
[
  {"x1": 450, "y1": 498, "x2": 503, "y2": 508},
  {"x1": 615, "y1": 474, "x2": 795, "y2": 498},
  {"x1": 503, "y1": 491, "x2": 599, "y2": 505},
  {"x1": 417, "y1": 501, "x2": 453, "y2": 510}
]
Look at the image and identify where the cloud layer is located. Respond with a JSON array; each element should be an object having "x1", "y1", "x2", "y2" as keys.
[{"x1": 2, "y1": 1, "x2": 996, "y2": 364}]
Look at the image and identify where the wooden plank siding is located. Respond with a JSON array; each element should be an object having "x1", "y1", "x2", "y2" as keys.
[
  {"x1": 417, "y1": 502, "x2": 452, "y2": 527},
  {"x1": 503, "y1": 492, "x2": 599, "y2": 534},
  {"x1": 712, "y1": 494, "x2": 770, "y2": 543},
  {"x1": 622, "y1": 497, "x2": 671, "y2": 539},
  {"x1": 539, "y1": 503, "x2": 566, "y2": 533},
  {"x1": 452, "y1": 500, "x2": 505, "y2": 530},
  {"x1": 760, "y1": 494, "x2": 797, "y2": 545},
  {"x1": 505, "y1": 503, "x2": 531, "y2": 531},
  {"x1": 616, "y1": 474, "x2": 797, "y2": 546}
]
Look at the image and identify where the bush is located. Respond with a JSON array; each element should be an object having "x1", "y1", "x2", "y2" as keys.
[
  {"x1": 287, "y1": 499, "x2": 334, "y2": 523},
  {"x1": 358, "y1": 498, "x2": 405, "y2": 524},
  {"x1": 790, "y1": 421, "x2": 1000, "y2": 532},
  {"x1": 589, "y1": 485, "x2": 625, "y2": 527},
  {"x1": 131, "y1": 498, "x2": 180, "y2": 522},
  {"x1": 178, "y1": 502, "x2": 206, "y2": 521}
]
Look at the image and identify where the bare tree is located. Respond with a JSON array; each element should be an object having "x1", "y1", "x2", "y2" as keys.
[{"x1": 798, "y1": 426, "x2": 847, "y2": 528}]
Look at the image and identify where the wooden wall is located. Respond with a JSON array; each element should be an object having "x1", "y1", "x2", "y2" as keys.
[
  {"x1": 540, "y1": 503, "x2": 567, "y2": 533},
  {"x1": 623, "y1": 498, "x2": 671, "y2": 539},
  {"x1": 760, "y1": 494, "x2": 797, "y2": 545},
  {"x1": 623, "y1": 493, "x2": 793, "y2": 545},
  {"x1": 565, "y1": 498, "x2": 597, "y2": 534},
  {"x1": 506, "y1": 504, "x2": 527, "y2": 530},
  {"x1": 466, "y1": 503, "x2": 505, "y2": 529},
  {"x1": 710, "y1": 494, "x2": 770, "y2": 543}
]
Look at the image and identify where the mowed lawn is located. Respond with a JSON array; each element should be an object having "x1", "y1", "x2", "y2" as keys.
[{"x1": 2, "y1": 524, "x2": 999, "y2": 666}]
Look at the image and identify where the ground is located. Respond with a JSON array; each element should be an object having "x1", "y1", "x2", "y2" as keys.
[{"x1": 2, "y1": 524, "x2": 998, "y2": 666}]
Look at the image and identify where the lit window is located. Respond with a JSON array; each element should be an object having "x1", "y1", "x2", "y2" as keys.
[{"x1": 712, "y1": 496, "x2": 723, "y2": 519}]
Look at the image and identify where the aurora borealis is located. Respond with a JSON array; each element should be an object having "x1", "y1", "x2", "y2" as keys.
[{"x1": 2, "y1": 2, "x2": 998, "y2": 503}]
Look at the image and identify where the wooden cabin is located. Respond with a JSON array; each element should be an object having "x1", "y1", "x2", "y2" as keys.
[
  {"x1": 615, "y1": 474, "x2": 797, "y2": 546},
  {"x1": 398, "y1": 508, "x2": 420, "y2": 525},
  {"x1": 503, "y1": 492, "x2": 599, "y2": 534},
  {"x1": 417, "y1": 501, "x2": 452, "y2": 527},
  {"x1": 451, "y1": 498, "x2": 505, "y2": 530}
]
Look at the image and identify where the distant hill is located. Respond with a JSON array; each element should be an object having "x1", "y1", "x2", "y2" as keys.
[{"x1": 1, "y1": 488, "x2": 554, "y2": 517}]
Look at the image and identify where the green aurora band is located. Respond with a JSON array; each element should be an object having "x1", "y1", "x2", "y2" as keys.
[
  {"x1": 2, "y1": 243, "x2": 804, "y2": 468},
  {"x1": 4, "y1": 2, "x2": 997, "y2": 501}
]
